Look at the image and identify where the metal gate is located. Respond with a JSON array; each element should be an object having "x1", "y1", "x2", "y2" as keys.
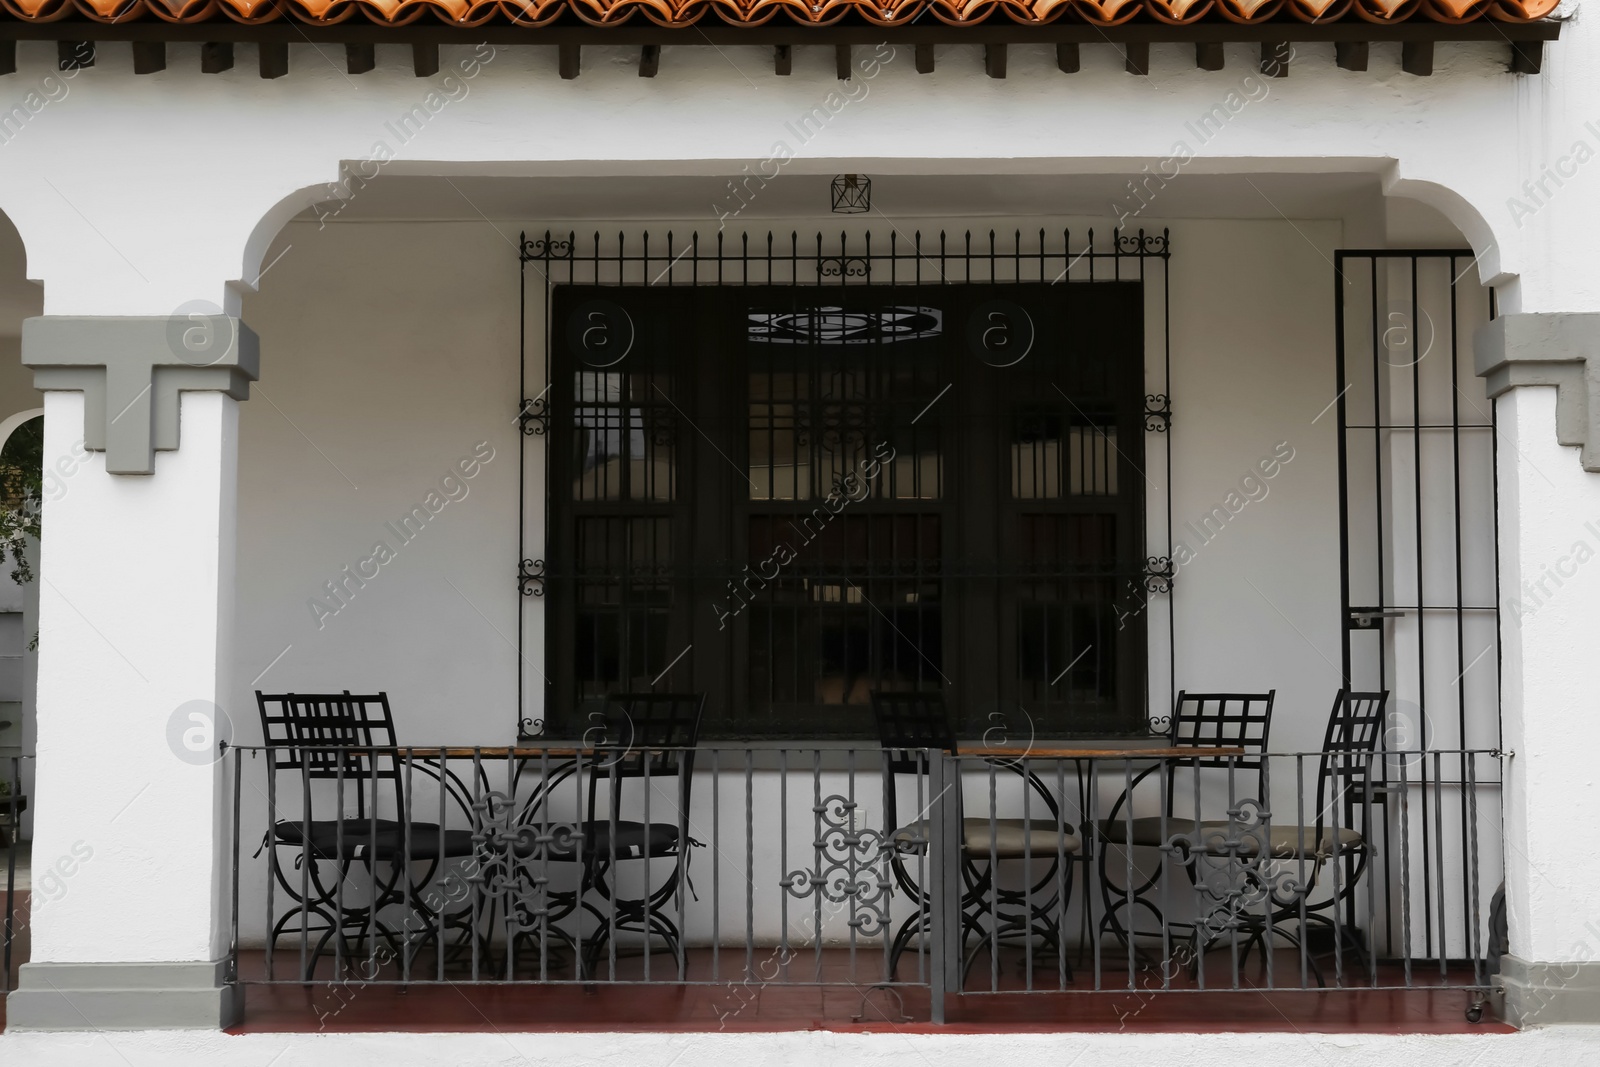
[{"x1": 1333, "y1": 249, "x2": 1502, "y2": 972}]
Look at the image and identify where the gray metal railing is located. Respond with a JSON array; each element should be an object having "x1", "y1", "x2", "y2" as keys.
[
  {"x1": 2, "y1": 754, "x2": 29, "y2": 997},
  {"x1": 226, "y1": 743, "x2": 1502, "y2": 1022}
]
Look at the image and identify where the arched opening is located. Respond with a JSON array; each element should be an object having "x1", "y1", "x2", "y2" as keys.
[
  {"x1": 224, "y1": 165, "x2": 1506, "y2": 1018},
  {"x1": 0, "y1": 407, "x2": 41, "y2": 764},
  {"x1": 0, "y1": 206, "x2": 40, "y2": 1000}
]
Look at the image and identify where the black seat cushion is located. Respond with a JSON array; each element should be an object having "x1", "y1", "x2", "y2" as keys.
[
  {"x1": 552, "y1": 820, "x2": 681, "y2": 860},
  {"x1": 271, "y1": 819, "x2": 476, "y2": 862}
]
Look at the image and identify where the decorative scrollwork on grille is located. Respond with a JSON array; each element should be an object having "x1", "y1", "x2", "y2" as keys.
[
  {"x1": 819, "y1": 425, "x2": 868, "y2": 457},
  {"x1": 1146, "y1": 713, "x2": 1173, "y2": 737},
  {"x1": 522, "y1": 233, "x2": 574, "y2": 262},
  {"x1": 469, "y1": 790, "x2": 581, "y2": 935},
  {"x1": 817, "y1": 256, "x2": 871, "y2": 279},
  {"x1": 1144, "y1": 394, "x2": 1171, "y2": 433},
  {"x1": 829, "y1": 467, "x2": 875, "y2": 501},
  {"x1": 519, "y1": 558, "x2": 546, "y2": 597},
  {"x1": 1161, "y1": 797, "x2": 1314, "y2": 951},
  {"x1": 1117, "y1": 231, "x2": 1170, "y2": 257},
  {"x1": 649, "y1": 416, "x2": 677, "y2": 449},
  {"x1": 1143, "y1": 556, "x2": 1175, "y2": 594},
  {"x1": 781, "y1": 795, "x2": 893, "y2": 937},
  {"x1": 519, "y1": 717, "x2": 546, "y2": 738},
  {"x1": 519, "y1": 396, "x2": 549, "y2": 437}
]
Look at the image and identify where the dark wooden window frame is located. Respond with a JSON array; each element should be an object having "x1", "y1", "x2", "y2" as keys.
[{"x1": 542, "y1": 280, "x2": 1151, "y2": 740}]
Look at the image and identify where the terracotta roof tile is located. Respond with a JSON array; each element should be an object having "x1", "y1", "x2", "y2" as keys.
[{"x1": 0, "y1": 0, "x2": 1558, "y2": 27}]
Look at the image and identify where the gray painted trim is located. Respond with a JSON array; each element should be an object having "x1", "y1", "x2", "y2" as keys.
[
  {"x1": 21, "y1": 316, "x2": 260, "y2": 475},
  {"x1": 1498, "y1": 954, "x2": 1600, "y2": 1027},
  {"x1": 5, "y1": 959, "x2": 242, "y2": 1031},
  {"x1": 1475, "y1": 312, "x2": 1600, "y2": 472}
]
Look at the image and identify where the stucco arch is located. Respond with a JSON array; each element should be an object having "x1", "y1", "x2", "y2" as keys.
[
  {"x1": 1385, "y1": 174, "x2": 1514, "y2": 300},
  {"x1": 0, "y1": 409, "x2": 43, "y2": 455}
]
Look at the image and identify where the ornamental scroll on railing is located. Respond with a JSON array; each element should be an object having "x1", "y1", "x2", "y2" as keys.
[{"x1": 780, "y1": 794, "x2": 895, "y2": 939}]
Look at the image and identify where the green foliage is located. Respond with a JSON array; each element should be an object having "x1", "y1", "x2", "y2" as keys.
[{"x1": 0, "y1": 416, "x2": 42, "y2": 586}]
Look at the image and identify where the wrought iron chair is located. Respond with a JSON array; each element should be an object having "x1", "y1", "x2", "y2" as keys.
[
  {"x1": 1206, "y1": 689, "x2": 1388, "y2": 981},
  {"x1": 871, "y1": 691, "x2": 1080, "y2": 983},
  {"x1": 1104, "y1": 690, "x2": 1386, "y2": 984},
  {"x1": 255, "y1": 690, "x2": 477, "y2": 980},
  {"x1": 1097, "y1": 690, "x2": 1277, "y2": 952},
  {"x1": 563, "y1": 692, "x2": 705, "y2": 979}
]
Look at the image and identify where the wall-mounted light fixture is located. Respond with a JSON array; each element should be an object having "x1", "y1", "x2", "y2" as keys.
[{"x1": 830, "y1": 174, "x2": 872, "y2": 214}]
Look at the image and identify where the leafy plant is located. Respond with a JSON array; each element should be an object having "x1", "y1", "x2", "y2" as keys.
[{"x1": 0, "y1": 416, "x2": 42, "y2": 587}]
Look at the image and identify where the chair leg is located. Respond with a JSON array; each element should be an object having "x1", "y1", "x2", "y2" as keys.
[
  {"x1": 886, "y1": 907, "x2": 926, "y2": 978},
  {"x1": 645, "y1": 911, "x2": 687, "y2": 978},
  {"x1": 1098, "y1": 894, "x2": 1168, "y2": 958},
  {"x1": 1274, "y1": 924, "x2": 1325, "y2": 988}
]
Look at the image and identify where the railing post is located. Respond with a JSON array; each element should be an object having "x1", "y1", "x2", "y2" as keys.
[
  {"x1": 926, "y1": 750, "x2": 960, "y2": 1023},
  {"x1": 3, "y1": 755, "x2": 17, "y2": 996},
  {"x1": 227, "y1": 745, "x2": 241, "y2": 988}
]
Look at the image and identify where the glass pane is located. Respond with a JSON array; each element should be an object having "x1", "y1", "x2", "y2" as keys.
[
  {"x1": 746, "y1": 304, "x2": 942, "y2": 502},
  {"x1": 1018, "y1": 513, "x2": 1118, "y2": 566},
  {"x1": 574, "y1": 516, "x2": 673, "y2": 697},
  {"x1": 748, "y1": 579, "x2": 942, "y2": 718},
  {"x1": 1017, "y1": 589, "x2": 1116, "y2": 704},
  {"x1": 744, "y1": 512, "x2": 942, "y2": 721},
  {"x1": 747, "y1": 371, "x2": 809, "y2": 501},
  {"x1": 572, "y1": 371, "x2": 676, "y2": 502},
  {"x1": 1012, "y1": 410, "x2": 1118, "y2": 499}
]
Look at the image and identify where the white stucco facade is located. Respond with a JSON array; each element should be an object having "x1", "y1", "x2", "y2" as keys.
[{"x1": 0, "y1": 15, "x2": 1598, "y2": 1057}]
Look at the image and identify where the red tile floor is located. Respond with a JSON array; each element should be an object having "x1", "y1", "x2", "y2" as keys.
[
  {"x1": 2, "y1": 898, "x2": 1509, "y2": 1035},
  {"x1": 224, "y1": 943, "x2": 1510, "y2": 1035}
]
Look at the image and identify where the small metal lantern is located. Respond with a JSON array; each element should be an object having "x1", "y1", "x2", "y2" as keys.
[{"x1": 830, "y1": 174, "x2": 872, "y2": 214}]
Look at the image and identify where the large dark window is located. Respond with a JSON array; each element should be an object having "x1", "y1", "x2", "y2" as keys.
[{"x1": 549, "y1": 283, "x2": 1146, "y2": 738}]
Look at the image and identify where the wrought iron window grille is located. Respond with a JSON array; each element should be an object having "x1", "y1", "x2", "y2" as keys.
[{"x1": 518, "y1": 227, "x2": 1176, "y2": 741}]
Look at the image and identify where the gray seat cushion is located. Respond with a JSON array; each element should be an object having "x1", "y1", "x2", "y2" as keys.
[
  {"x1": 1099, "y1": 816, "x2": 1363, "y2": 859},
  {"x1": 893, "y1": 818, "x2": 1081, "y2": 860}
]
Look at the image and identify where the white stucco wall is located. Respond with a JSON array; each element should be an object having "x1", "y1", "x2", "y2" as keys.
[
  {"x1": 233, "y1": 220, "x2": 523, "y2": 736},
  {"x1": 1493, "y1": 385, "x2": 1600, "y2": 965},
  {"x1": 29, "y1": 390, "x2": 237, "y2": 963}
]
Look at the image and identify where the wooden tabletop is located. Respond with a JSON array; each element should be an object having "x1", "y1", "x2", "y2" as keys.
[
  {"x1": 418, "y1": 745, "x2": 1244, "y2": 761},
  {"x1": 971, "y1": 745, "x2": 1246, "y2": 760},
  {"x1": 432, "y1": 747, "x2": 588, "y2": 759}
]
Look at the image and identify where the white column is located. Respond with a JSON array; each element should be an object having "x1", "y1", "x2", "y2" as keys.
[
  {"x1": 1495, "y1": 384, "x2": 1600, "y2": 1024},
  {"x1": 8, "y1": 387, "x2": 240, "y2": 1028}
]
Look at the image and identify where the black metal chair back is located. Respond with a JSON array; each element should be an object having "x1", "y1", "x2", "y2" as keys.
[
  {"x1": 1164, "y1": 694, "x2": 1273, "y2": 793},
  {"x1": 586, "y1": 693, "x2": 706, "y2": 827},
  {"x1": 256, "y1": 691, "x2": 401, "y2": 821},
  {"x1": 869, "y1": 690, "x2": 958, "y2": 838},
  {"x1": 1168, "y1": 690, "x2": 1275, "y2": 759},
  {"x1": 1312, "y1": 690, "x2": 1388, "y2": 839},
  {"x1": 1164, "y1": 690, "x2": 1276, "y2": 807}
]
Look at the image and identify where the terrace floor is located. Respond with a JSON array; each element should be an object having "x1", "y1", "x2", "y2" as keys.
[
  {"x1": 224, "y1": 946, "x2": 1507, "y2": 1035},
  {"x1": 1, "y1": 876, "x2": 1508, "y2": 1036}
]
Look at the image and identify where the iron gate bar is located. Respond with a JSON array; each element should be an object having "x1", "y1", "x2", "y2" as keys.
[
  {"x1": 2, "y1": 754, "x2": 25, "y2": 996},
  {"x1": 1333, "y1": 248, "x2": 1501, "y2": 980}
]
